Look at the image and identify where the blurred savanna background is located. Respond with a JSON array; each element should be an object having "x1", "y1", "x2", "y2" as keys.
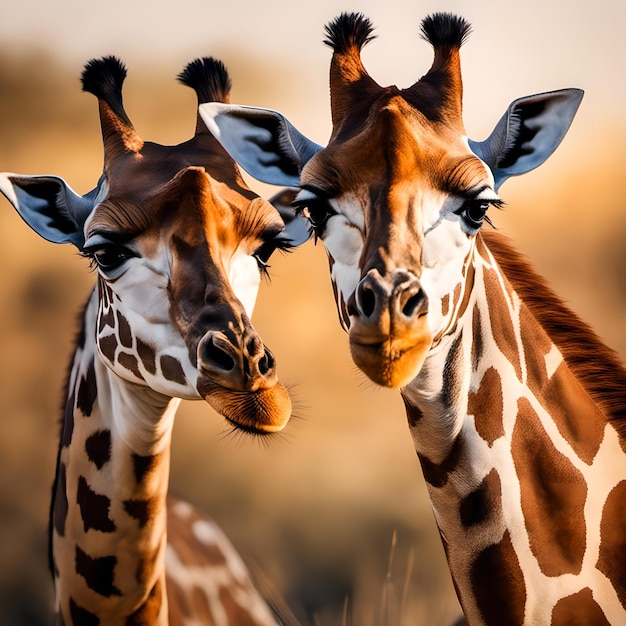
[{"x1": 0, "y1": 1, "x2": 625, "y2": 624}]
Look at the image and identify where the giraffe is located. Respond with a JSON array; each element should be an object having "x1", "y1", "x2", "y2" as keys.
[
  {"x1": 198, "y1": 12, "x2": 626, "y2": 625},
  {"x1": 0, "y1": 55, "x2": 307, "y2": 625}
]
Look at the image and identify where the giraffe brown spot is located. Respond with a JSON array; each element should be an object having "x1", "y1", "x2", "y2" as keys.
[
  {"x1": 76, "y1": 361, "x2": 98, "y2": 417},
  {"x1": 61, "y1": 383, "x2": 76, "y2": 448},
  {"x1": 53, "y1": 462, "x2": 68, "y2": 537},
  {"x1": 459, "y1": 468, "x2": 502, "y2": 528},
  {"x1": 470, "y1": 302, "x2": 483, "y2": 373},
  {"x1": 519, "y1": 304, "x2": 605, "y2": 465},
  {"x1": 166, "y1": 502, "x2": 229, "y2": 568},
  {"x1": 75, "y1": 545, "x2": 121, "y2": 597},
  {"x1": 452, "y1": 282, "x2": 462, "y2": 309},
  {"x1": 116, "y1": 310, "x2": 133, "y2": 348},
  {"x1": 220, "y1": 585, "x2": 258, "y2": 625},
  {"x1": 543, "y1": 363, "x2": 605, "y2": 466},
  {"x1": 512, "y1": 397, "x2": 587, "y2": 577},
  {"x1": 191, "y1": 585, "x2": 217, "y2": 624},
  {"x1": 99, "y1": 279, "x2": 112, "y2": 307},
  {"x1": 98, "y1": 300, "x2": 115, "y2": 333},
  {"x1": 483, "y1": 265, "x2": 522, "y2": 381},
  {"x1": 124, "y1": 498, "x2": 156, "y2": 528},
  {"x1": 126, "y1": 579, "x2": 163, "y2": 626},
  {"x1": 418, "y1": 432, "x2": 464, "y2": 488},
  {"x1": 475, "y1": 232, "x2": 490, "y2": 258},
  {"x1": 99, "y1": 333, "x2": 118, "y2": 364},
  {"x1": 441, "y1": 293, "x2": 450, "y2": 317},
  {"x1": 85, "y1": 429, "x2": 112, "y2": 470},
  {"x1": 468, "y1": 367, "x2": 504, "y2": 447},
  {"x1": 160, "y1": 355, "x2": 187, "y2": 386},
  {"x1": 132, "y1": 453, "x2": 158, "y2": 484},
  {"x1": 550, "y1": 587, "x2": 610, "y2": 625},
  {"x1": 456, "y1": 261, "x2": 475, "y2": 322},
  {"x1": 596, "y1": 479, "x2": 626, "y2": 608},
  {"x1": 77, "y1": 476, "x2": 116, "y2": 533},
  {"x1": 519, "y1": 303, "x2": 552, "y2": 393},
  {"x1": 170, "y1": 520, "x2": 228, "y2": 568},
  {"x1": 69, "y1": 597, "x2": 100, "y2": 626},
  {"x1": 119, "y1": 352, "x2": 144, "y2": 380},
  {"x1": 439, "y1": 334, "x2": 464, "y2": 411},
  {"x1": 402, "y1": 396, "x2": 423, "y2": 428},
  {"x1": 471, "y1": 530, "x2": 526, "y2": 625},
  {"x1": 137, "y1": 338, "x2": 157, "y2": 375}
]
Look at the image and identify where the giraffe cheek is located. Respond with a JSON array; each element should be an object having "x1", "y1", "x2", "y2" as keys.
[{"x1": 228, "y1": 253, "x2": 261, "y2": 318}]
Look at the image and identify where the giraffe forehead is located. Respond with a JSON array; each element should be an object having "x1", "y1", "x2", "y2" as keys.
[
  {"x1": 305, "y1": 99, "x2": 487, "y2": 218},
  {"x1": 88, "y1": 168, "x2": 277, "y2": 253}
]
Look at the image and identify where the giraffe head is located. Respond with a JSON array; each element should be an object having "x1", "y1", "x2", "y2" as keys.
[
  {"x1": 0, "y1": 56, "x2": 308, "y2": 433},
  {"x1": 200, "y1": 12, "x2": 582, "y2": 388}
]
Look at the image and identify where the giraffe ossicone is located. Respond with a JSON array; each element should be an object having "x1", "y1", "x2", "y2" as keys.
[
  {"x1": 1, "y1": 55, "x2": 307, "y2": 624},
  {"x1": 201, "y1": 12, "x2": 626, "y2": 625}
]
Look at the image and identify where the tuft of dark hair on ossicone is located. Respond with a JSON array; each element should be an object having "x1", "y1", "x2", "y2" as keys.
[
  {"x1": 323, "y1": 12, "x2": 377, "y2": 54},
  {"x1": 81, "y1": 56, "x2": 131, "y2": 124},
  {"x1": 177, "y1": 57, "x2": 232, "y2": 104},
  {"x1": 420, "y1": 13, "x2": 472, "y2": 49}
]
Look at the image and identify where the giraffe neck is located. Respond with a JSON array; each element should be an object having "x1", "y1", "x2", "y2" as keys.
[
  {"x1": 401, "y1": 234, "x2": 626, "y2": 625},
  {"x1": 51, "y1": 289, "x2": 175, "y2": 625}
]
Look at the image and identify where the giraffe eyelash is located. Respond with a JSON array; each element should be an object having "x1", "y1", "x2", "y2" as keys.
[
  {"x1": 291, "y1": 189, "x2": 337, "y2": 237},
  {"x1": 81, "y1": 251, "x2": 99, "y2": 273},
  {"x1": 253, "y1": 254, "x2": 272, "y2": 281}
]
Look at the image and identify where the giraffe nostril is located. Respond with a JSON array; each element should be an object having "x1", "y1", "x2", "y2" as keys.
[
  {"x1": 246, "y1": 335, "x2": 263, "y2": 357},
  {"x1": 203, "y1": 336, "x2": 235, "y2": 372},
  {"x1": 402, "y1": 290, "x2": 428, "y2": 318},
  {"x1": 258, "y1": 348, "x2": 275, "y2": 376},
  {"x1": 357, "y1": 284, "x2": 376, "y2": 318}
]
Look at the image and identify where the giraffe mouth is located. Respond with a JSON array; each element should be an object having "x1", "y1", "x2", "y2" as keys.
[
  {"x1": 197, "y1": 377, "x2": 292, "y2": 434},
  {"x1": 349, "y1": 329, "x2": 433, "y2": 388},
  {"x1": 346, "y1": 268, "x2": 432, "y2": 387}
]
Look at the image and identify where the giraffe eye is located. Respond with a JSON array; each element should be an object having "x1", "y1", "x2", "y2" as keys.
[
  {"x1": 83, "y1": 236, "x2": 136, "y2": 273},
  {"x1": 462, "y1": 200, "x2": 489, "y2": 228},
  {"x1": 91, "y1": 246, "x2": 132, "y2": 271},
  {"x1": 292, "y1": 190, "x2": 336, "y2": 235},
  {"x1": 456, "y1": 197, "x2": 503, "y2": 231}
]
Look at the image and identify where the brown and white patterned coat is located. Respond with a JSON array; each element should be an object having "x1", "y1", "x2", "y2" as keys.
[
  {"x1": 1, "y1": 56, "x2": 306, "y2": 625},
  {"x1": 201, "y1": 12, "x2": 626, "y2": 625}
]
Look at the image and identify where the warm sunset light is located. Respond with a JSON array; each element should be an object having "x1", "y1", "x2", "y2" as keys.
[{"x1": 0, "y1": 2, "x2": 624, "y2": 624}]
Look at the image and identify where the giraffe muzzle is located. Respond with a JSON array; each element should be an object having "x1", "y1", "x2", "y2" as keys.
[
  {"x1": 348, "y1": 268, "x2": 433, "y2": 387},
  {"x1": 197, "y1": 330, "x2": 278, "y2": 392},
  {"x1": 195, "y1": 329, "x2": 291, "y2": 434}
]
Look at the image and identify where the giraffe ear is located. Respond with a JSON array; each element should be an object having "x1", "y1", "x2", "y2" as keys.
[
  {"x1": 469, "y1": 89, "x2": 583, "y2": 191},
  {"x1": 0, "y1": 173, "x2": 99, "y2": 248},
  {"x1": 199, "y1": 103, "x2": 322, "y2": 186}
]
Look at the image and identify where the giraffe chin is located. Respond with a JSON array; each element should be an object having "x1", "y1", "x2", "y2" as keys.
[
  {"x1": 349, "y1": 334, "x2": 432, "y2": 389},
  {"x1": 198, "y1": 380, "x2": 292, "y2": 434}
]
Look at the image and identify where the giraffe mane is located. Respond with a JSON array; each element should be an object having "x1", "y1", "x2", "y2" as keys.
[
  {"x1": 48, "y1": 296, "x2": 91, "y2": 577},
  {"x1": 323, "y1": 12, "x2": 376, "y2": 54},
  {"x1": 481, "y1": 228, "x2": 626, "y2": 435},
  {"x1": 177, "y1": 57, "x2": 232, "y2": 105}
]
